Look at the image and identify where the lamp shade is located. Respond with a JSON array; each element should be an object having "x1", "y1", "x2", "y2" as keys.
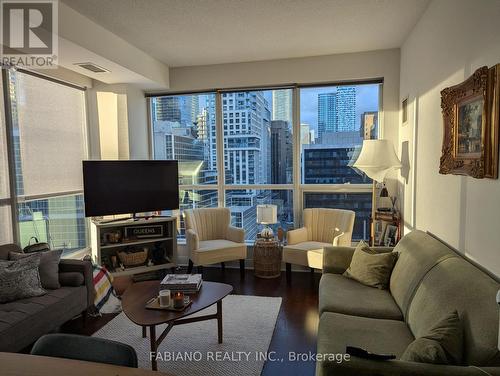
[
  {"x1": 256, "y1": 204, "x2": 277, "y2": 224},
  {"x1": 353, "y1": 139, "x2": 402, "y2": 182}
]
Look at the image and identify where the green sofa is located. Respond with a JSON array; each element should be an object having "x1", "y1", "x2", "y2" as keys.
[{"x1": 316, "y1": 230, "x2": 500, "y2": 376}]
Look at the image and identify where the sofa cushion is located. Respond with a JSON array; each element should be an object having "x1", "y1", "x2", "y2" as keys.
[
  {"x1": 407, "y1": 257, "x2": 500, "y2": 366},
  {"x1": 319, "y1": 273, "x2": 403, "y2": 320},
  {"x1": 343, "y1": 241, "x2": 398, "y2": 289},
  {"x1": 10, "y1": 249, "x2": 63, "y2": 290},
  {"x1": 0, "y1": 254, "x2": 46, "y2": 303},
  {"x1": 193, "y1": 239, "x2": 247, "y2": 265},
  {"x1": 59, "y1": 272, "x2": 84, "y2": 287},
  {"x1": 0, "y1": 286, "x2": 87, "y2": 352},
  {"x1": 389, "y1": 230, "x2": 456, "y2": 317},
  {"x1": 317, "y1": 311, "x2": 414, "y2": 360},
  {"x1": 401, "y1": 311, "x2": 463, "y2": 365},
  {"x1": 0, "y1": 243, "x2": 21, "y2": 260},
  {"x1": 282, "y1": 241, "x2": 331, "y2": 269}
]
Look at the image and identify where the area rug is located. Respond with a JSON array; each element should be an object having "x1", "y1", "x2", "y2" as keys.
[{"x1": 92, "y1": 294, "x2": 282, "y2": 376}]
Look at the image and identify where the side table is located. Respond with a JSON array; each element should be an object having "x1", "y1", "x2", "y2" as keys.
[{"x1": 253, "y1": 237, "x2": 282, "y2": 278}]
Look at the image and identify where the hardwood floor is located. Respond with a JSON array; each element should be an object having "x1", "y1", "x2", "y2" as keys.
[{"x1": 61, "y1": 267, "x2": 321, "y2": 376}]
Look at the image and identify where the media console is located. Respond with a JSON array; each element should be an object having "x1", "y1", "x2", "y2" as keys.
[{"x1": 90, "y1": 216, "x2": 177, "y2": 277}]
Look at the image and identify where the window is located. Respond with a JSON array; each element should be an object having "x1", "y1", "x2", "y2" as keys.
[
  {"x1": 226, "y1": 189, "x2": 293, "y2": 239},
  {"x1": 300, "y1": 84, "x2": 380, "y2": 242},
  {"x1": 0, "y1": 76, "x2": 13, "y2": 243},
  {"x1": 4, "y1": 70, "x2": 89, "y2": 254},
  {"x1": 149, "y1": 83, "x2": 381, "y2": 243}
]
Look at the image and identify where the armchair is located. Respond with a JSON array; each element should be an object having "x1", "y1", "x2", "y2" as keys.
[
  {"x1": 184, "y1": 208, "x2": 247, "y2": 277},
  {"x1": 283, "y1": 208, "x2": 355, "y2": 281}
]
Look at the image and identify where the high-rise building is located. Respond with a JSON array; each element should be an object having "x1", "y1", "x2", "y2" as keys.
[
  {"x1": 361, "y1": 111, "x2": 378, "y2": 140},
  {"x1": 272, "y1": 89, "x2": 292, "y2": 124},
  {"x1": 318, "y1": 92, "x2": 337, "y2": 141},
  {"x1": 270, "y1": 120, "x2": 292, "y2": 184},
  {"x1": 155, "y1": 96, "x2": 199, "y2": 126},
  {"x1": 300, "y1": 123, "x2": 314, "y2": 144},
  {"x1": 336, "y1": 86, "x2": 357, "y2": 132}
]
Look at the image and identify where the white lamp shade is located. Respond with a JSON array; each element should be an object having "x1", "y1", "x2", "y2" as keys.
[
  {"x1": 353, "y1": 139, "x2": 402, "y2": 182},
  {"x1": 256, "y1": 204, "x2": 277, "y2": 224}
]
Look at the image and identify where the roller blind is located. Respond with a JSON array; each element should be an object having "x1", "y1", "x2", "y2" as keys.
[{"x1": 12, "y1": 72, "x2": 87, "y2": 197}]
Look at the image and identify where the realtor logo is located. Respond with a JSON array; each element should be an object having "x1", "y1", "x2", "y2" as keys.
[{"x1": 1, "y1": 0, "x2": 58, "y2": 68}]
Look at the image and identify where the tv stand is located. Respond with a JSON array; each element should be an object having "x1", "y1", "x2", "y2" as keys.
[
  {"x1": 90, "y1": 217, "x2": 178, "y2": 277},
  {"x1": 94, "y1": 214, "x2": 172, "y2": 224}
]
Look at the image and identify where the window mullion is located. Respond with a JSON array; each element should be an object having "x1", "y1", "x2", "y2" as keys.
[
  {"x1": 292, "y1": 87, "x2": 302, "y2": 228},
  {"x1": 215, "y1": 91, "x2": 225, "y2": 207}
]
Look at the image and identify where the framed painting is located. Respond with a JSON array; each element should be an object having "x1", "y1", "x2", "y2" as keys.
[{"x1": 440, "y1": 65, "x2": 499, "y2": 179}]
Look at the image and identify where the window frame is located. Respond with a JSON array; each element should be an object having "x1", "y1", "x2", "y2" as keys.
[
  {"x1": 1, "y1": 68, "x2": 91, "y2": 252},
  {"x1": 148, "y1": 81, "x2": 383, "y2": 241}
]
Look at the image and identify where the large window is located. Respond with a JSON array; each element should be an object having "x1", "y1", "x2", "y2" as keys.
[
  {"x1": 150, "y1": 83, "x2": 380, "y2": 242},
  {"x1": 2, "y1": 70, "x2": 89, "y2": 253},
  {"x1": 300, "y1": 84, "x2": 380, "y2": 241}
]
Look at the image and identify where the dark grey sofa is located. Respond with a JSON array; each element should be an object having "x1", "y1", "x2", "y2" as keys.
[
  {"x1": 316, "y1": 230, "x2": 500, "y2": 376},
  {"x1": 0, "y1": 243, "x2": 95, "y2": 352}
]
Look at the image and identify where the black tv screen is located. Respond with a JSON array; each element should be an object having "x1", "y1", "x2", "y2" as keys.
[{"x1": 82, "y1": 160, "x2": 179, "y2": 217}]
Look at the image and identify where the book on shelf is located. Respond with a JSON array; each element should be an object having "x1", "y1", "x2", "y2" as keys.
[{"x1": 160, "y1": 273, "x2": 202, "y2": 293}]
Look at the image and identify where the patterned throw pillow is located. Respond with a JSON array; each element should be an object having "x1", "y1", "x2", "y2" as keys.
[
  {"x1": 9, "y1": 249, "x2": 63, "y2": 289},
  {"x1": 0, "y1": 253, "x2": 46, "y2": 303}
]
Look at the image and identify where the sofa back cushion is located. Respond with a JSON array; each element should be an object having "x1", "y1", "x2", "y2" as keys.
[
  {"x1": 407, "y1": 257, "x2": 500, "y2": 366},
  {"x1": 389, "y1": 230, "x2": 455, "y2": 316},
  {"x1": 0, "y1": 243, "x2": 22, "y2": 260}
]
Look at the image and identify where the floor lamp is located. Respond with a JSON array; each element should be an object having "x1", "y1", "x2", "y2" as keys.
[{"x1": 353, "y1": 139, "x2": 402, "y2": 246}]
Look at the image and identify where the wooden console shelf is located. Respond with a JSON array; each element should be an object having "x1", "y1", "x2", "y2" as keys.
[{"x1": 91, "y1": 217, "x2": 177, "y2": 277}]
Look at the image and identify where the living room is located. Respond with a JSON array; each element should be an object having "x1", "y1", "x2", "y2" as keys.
[{"x1": 1, "y1": 0, "x2": 499, "y2": 375}]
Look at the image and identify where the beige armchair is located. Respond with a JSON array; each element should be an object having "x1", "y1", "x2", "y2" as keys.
[
  {"x1": 184, "y1": 208, "x2": 247, "y2": 277},
  {"x1": 283, "y1": 208, "x2": 355, "y2": 281}
]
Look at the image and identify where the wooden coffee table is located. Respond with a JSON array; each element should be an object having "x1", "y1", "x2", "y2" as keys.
[{"x1": 122, "y1": 280, "x2": 233, "y2": 371}]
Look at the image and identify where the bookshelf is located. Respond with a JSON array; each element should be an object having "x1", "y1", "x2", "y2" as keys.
[{"x1": 90, "y1": 217, "x2": 177, "y2": 277}]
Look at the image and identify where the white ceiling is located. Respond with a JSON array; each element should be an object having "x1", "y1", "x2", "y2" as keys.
[{"x1": 62, "y1": 0, "x2": 430, "y2": 68}]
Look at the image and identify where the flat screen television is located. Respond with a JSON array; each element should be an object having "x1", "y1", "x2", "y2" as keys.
[{"x1": 82, "y1": 160, "x2": 179, "y2": 217}]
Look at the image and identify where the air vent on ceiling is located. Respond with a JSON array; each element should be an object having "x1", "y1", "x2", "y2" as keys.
[{"x1": 74, "y1": 62, "x2": 110, "y2": 73}]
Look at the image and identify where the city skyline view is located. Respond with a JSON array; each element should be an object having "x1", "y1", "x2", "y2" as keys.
[{"x1": 151, "y1": 84, "x2": 380, "y2": 241}]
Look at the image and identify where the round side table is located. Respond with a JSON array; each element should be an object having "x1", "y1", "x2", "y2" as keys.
[{"x1": 253, "y1": 237, "x2": 282, "y2": 278}]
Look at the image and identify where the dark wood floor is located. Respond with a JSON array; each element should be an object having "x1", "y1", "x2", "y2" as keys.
[{"x1": 62, "y1": 267, "x2": 321, "y2": 376}]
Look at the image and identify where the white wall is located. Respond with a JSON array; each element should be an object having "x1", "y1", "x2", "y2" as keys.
[{"x1": 400, "y1": 0, "x2": 500, "y2": 276}]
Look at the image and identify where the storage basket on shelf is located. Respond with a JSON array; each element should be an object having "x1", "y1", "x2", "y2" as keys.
[{"x1": 117, "y1": 249, "x2": 148, "y2": 267}]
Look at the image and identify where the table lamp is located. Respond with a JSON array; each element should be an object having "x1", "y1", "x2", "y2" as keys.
[
  {"x1": 353, "y1": 139, "x2": 402, "y2": 245},
  {"x1": 257, "y1": 204, "x2": 277, "y2": 239}
]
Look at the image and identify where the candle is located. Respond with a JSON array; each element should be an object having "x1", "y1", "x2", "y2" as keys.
[{"x1": 173, "y1": 292, "x2": 184, "y2": 309}]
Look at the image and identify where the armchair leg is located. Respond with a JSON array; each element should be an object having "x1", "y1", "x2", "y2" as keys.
[
  {"x1": 286, "y1": 263, "x2": 291, "y2": 284},
  {"x1": 187, "y1": 259, "x2": 194, "y2": 274},
  {"x1": 197, "y1": 265, "x2": 203, "y2": 275},
  {"x1": 239, "y1": 259, "x2": 245, "y2": 278},
  {"x1": 310, "y1": 267, "x2": 315, "y2": 274}
]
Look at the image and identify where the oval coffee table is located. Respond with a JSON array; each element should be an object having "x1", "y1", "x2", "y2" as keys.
[{"x1": 122, "y1": 280, "x2": 233, "y2": 371}]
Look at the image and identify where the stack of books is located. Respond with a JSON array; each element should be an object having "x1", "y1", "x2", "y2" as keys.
[{"x1": 160, "y1": 274, "x2": 202, "y2": 293}]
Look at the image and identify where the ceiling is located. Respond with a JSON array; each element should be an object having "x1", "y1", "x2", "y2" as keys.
[{"x1": 62, "y1": 0, "x2": 430, "y2": 68}]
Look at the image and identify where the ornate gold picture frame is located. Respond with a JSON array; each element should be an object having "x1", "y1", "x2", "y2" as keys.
[{"x1": 440, "y1": 65, "x2": 499, "y2": 179}]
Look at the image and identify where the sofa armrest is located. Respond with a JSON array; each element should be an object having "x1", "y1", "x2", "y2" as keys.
[
  {"x1": 287, "y1": 227, "x2": 308, "y2": 245},
  {"x1": 59, "y1": 259, "x2": 95, "y2": 309},
  {"x1": 317, "y1": 358, "x2": 493, "y2": 376},
  {"x1": 322, "y1": 246, "x2": 356, "y2": 274},
  {"x1": 226, "y1": 226, "x2": 245, "y2": 243},
  {"x1": 185, "y1": 229, "x2": 200, "y2": 252}
]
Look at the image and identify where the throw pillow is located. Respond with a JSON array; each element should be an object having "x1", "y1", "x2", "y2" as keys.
[
  {"x1": 0, "y1": 254, "x2": 46, "y2": 303},
  {"x1": 10, "y1": 249, "x2": 63, "y2": 289},
  {"x1": 401, "y1": 311, "x2": 463, "y2": 365},
  {"x1": 343, "y1": 240, "x2": 397, "y2": 289}
]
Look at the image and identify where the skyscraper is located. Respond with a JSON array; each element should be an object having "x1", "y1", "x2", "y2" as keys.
[
  {"x1": 270, "y1": 120, "x2": 292, "y2": 184},
  {"x1": 336, "y1": 86, "x2": 357, "y2": 131},
  {"x1": 272, "y1": 89, "x2": 292, "y2": 124},
  {"x1": 318, "y1": 92, "x2": 337, "y2": 141}
]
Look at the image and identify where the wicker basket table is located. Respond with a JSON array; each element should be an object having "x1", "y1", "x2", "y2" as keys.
[{"x1": 253, "y1": 238, "x2": 282, "y2": 279}]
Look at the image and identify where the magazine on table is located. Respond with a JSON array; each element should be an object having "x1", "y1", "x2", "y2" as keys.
[{"x1": 160, "y1": 273, "x2": 202, "y2": 293}]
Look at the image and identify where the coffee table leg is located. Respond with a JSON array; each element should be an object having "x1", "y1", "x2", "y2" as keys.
[
  {"x1": 217, "y1": 299, "x2": 223, "y2": 344},
  {"x1": 150, "y1": 325, "x2": 157, "y2": 371},
  {"x1": 142, "y1": 326, "x2": 147, "y2": 338}
]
